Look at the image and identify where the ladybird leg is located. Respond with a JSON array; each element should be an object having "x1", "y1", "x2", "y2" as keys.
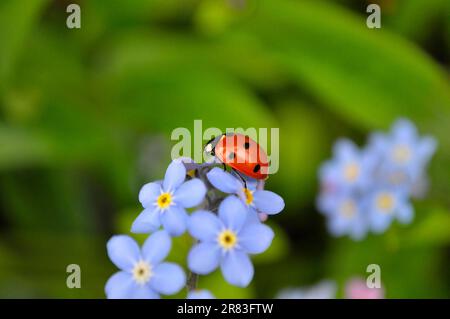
[
  {"x1": 232, "y1": 168, "x2": 247, "y2": 189},
  {"x1": 222, "y1": 163, "x2": 227, "y2": 172}
]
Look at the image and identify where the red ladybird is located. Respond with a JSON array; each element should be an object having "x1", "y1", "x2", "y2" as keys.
[{"x1": 204, "y1": 133, "x2": 269, "y2": 180}]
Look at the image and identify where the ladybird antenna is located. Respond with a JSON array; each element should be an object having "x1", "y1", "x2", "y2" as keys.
[
  {"x1": 232, "y1": 168, "x2": 248, "y2": 189},
  {"x1": 204, "y1": 136, "x2": 216, "y2": 147}
]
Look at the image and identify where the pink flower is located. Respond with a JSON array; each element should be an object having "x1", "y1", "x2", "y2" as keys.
[{"x1": 345, "y1": 278, "x2": 384, "y2": 299}]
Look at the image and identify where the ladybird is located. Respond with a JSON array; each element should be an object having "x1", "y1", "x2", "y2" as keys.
[{"x1": 204, "y1": 133, "x2": 269, "y2": 181}]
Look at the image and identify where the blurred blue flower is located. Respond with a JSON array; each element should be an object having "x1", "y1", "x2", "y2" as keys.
[
  {"x1": 276, "y1": 280, "x2": 337, "y2": 299},
  {"x1": 319, "y1": 139, "x2": 375, "y2": 192},
  {"x1": 317, "y1": 139, "x2": 376, "y2": 220},
  {"x1": 207, "y1": 167, "x2": 285, "y2": 221},
  {"x1": 132, "y1": 160, "x2": 207, "y2": 236},
  {"x1": 326, "y1": 192, "x2": 368, "y2": 240},
  {"x1": 317, "y1": 118, "x2": 436, "y2": 239},
  {"x1": 187, "y1": 196, "x2": 274, "y2": 287},
  {"x1": 105, "y1": 231, "x2": 186, "y2": 299},
  {"x1": 366, "y1": 188, "x2": 413, "y2": 233},
  {"x1": 187, "y1": 289, "x2": 215, "y2": 299},
  {"x1": 368, "y1": 118, "x2": 437, "y2": 190}
]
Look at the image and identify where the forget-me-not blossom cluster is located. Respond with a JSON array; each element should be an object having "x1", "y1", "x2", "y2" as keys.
[
  {"x1": 317, "y1": 119, "x2": 437, "y2": 240},
  {"x1": 105, "y1": 158, "x2": 285, "y2": 298}
]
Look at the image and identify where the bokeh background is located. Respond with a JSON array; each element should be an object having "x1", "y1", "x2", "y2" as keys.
[{"x1": 0, "y1": 0, "x2": 449, "y2": 298}]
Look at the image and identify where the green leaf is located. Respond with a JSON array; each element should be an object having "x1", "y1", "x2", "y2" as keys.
[
  {"x1": 325, "y1": 234, "x2": 447, "y2": 298},
  {"x1": 0, "y1": 125, "x2": 53, "y2": 170},
  {"x1": 87, "y1": 0, "x2": 199, "y2": 25},
  {"x1": 403, "y1": 204, "x2": 450, "y2": 246},
  {"x1": 270, "y1": 102, "x2": 331, "y2": 207},
  {"x1": 94, "y1": 31, "x2": 277, "y2": 132},
  {"x1": 0, "y1": 0, "x2": 49, "y2": 89},
  {"x1": 235, "y1": 0, "x2": 450, "y2": 130},
  {"x1": 0, "y1": 231, "x2": 111, "y2": 298},
  {"x1": 386, "y1": 0, "x2": 450, "y2": 42}
]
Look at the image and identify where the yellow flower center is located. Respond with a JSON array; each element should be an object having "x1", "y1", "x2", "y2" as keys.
[
  {"x1": 344, "y1": 163, "x2": 360, "y2": 182},
  {"x1": 242, "y1": 188, "x2": 254, "y2": 205},
  {"x1": 157, "y1": 192, "x2": 172, "y2": 209},
  {"x1": 132, "y1": 260, "x2": 152, "y2": 285},
  {"x1": 340, "y1": 200, "x2": 356, "y2": 218},
  {"x1": 218, "y1": 230, "x2": 238, "y2": 250},
  {"x1": 377, "y1": 193, "x2": 395, "y2": 213},
  {"x1": 187, "y1": 169, "x2": 196, "y2": 178},
  {"x1": 392, "y1": 144, "x2": 411, "y2": 164}
]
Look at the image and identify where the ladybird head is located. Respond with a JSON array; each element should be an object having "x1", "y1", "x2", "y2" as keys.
[
  {"x1": 203, "y1": 134, "x2": 224, "y2": 156},
  {"x1": 204, "y1": 140, "x2": 215, "y2": 156}
]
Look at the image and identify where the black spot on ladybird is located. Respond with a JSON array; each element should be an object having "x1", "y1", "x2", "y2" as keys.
[
  {"x1": 244, "y1": 142, "x2": 250, "y2": 149},
  {"x1": 253, "y1": 164, "x2": 261, "y2": 173}
]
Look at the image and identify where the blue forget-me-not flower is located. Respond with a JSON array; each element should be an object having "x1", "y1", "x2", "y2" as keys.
[
  {"x1": 187, "y1": 196, "x2": 274, "y2": 287},
  {"x1": 368, "y1": 118, "x2": 437, "y2": 192},
  {"x1": 366, "y1": 188, "x2": 413, "y2": 233},
  {"x1": 132, "y1": 160, "x2": 207, "y2": 236},
  {"x1": 317, "y1": 118, "x2": 436, "y2": 239},
  {"x1": 325, "y1": 191, "x2": 368, "y2": 240},
  {"x1": 276, "y1": 280, "x2": 337, "y2": 299},
  {"x1": 105, "y1": 231, "x2": 186, "y2": 299},
  {"x1": 319, "y1": 139, "x2": 376, "y2": 192},
  {"x1": 106, "y1": 150, "x2": 284, "y2": 298},
  {"x1": 207, "y1": 167, "x2": 285, "y2": 222}
]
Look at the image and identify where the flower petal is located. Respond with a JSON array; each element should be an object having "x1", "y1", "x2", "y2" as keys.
[
  {"x1": 138, "y1": 182, "x2": 162, "y2": 208},
  {"x1": 392, "y1": 118, "x2": 417, "y2": 142},
  {"x1": 107, "y1": 235, "x2": 141, "y2": 271},
  {"x1": 150, "y1": 262, "x2": 186, "y2": 295},
  {"x1": 348, "y1": 218, "x2": 368, "y2": 241},
  {"x1": 333, "y1": 139, "x2": 358, "y2": 161},
  {"x1": 129, "y1": 285, "x2": 160, "y2": 299},
  {"x1": 142, "y1": 230, "x2": 171, "y2": 265},
  {"x1": 105, "y1": 271, "x2": 136, "y2": 299},
  {"x1": 397, "y1": 202, "x2": 414, "y2": 224},
  {"x1": 369, "y1": 211, "x2": 392, "y2": 233},
  {"x1": 131, "y1": 208, "x2": 161, "y2": 234},
  {"x1": 187, "y1": 242, "x2": 221, "y2": 274},
  {"x1": 160, "y1": 206, "x2": 188, "y2": 236},
  {"x1": 187, "y1": 289, "x2": 215, "y2": 299},
  {"x1": 245, "y1": 208, "x2": 261, "y2": 225},
  {"x1": 207, "y1": 168, "x2": 241, "y2": 193},
  {"x1": 218, "y1": 195, "x2": 248, "y2": 231},
  {"x1": 417, "y1": 136, "x2": 437, "y2": 163},
  {"x1": 174, "y1": 178, "x2": 206, "y2": 208},
  {"x1": 239, "y1": 223, "x2": 274, "y2": 254},
  {"x1": 188, "y1": 210, "x2": 222, "y2": 241},
  {"x1": 327, "y1": 216, "x2": 348, "y2": 237},
  {"x1": 253, "y1": 190, "x2": 285, "y2": 215},
  {"x1": 163, "y1": 160, "x2": 186, "y2": 192},
  {"x1": 220, "y1": 250, "x2": 254, "y2": 287}
]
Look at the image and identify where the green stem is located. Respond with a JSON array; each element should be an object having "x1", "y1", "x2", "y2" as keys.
[{"x1": 186, "y1": 271, "x2": 199, "y2": 292}]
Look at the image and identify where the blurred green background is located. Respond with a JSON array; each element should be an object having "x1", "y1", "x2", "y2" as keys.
[{"x1": 0, "y1": 0, "x2": 449, "y2": 298}]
